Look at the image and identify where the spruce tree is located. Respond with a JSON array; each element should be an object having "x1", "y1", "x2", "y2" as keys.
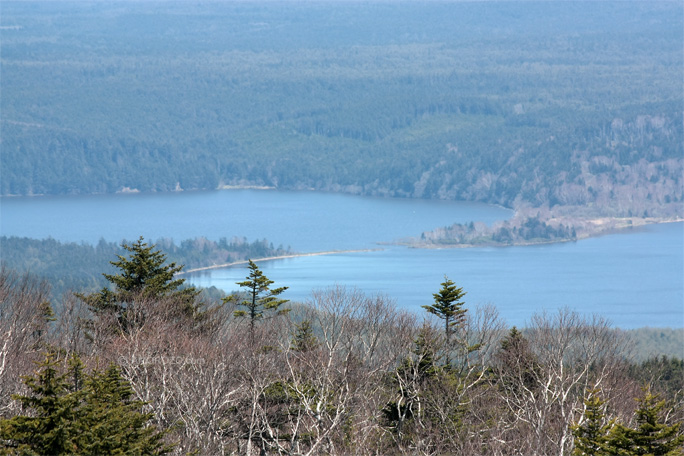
[
  {"x1": 382, "y1": 325, "x2": 441, "y2": 437},
  {"x1": 31, "y1": 300, "x2": 56, "y2": 346},
  {"x1": 78, "y1": 236, "x2": 201, "y2": 333},
  {"x1": 497, "y1": 326, "x2": 539, "y2": 394},
  {"x1": 410, "y1": 325, "x2": 442, "y2": 381},
  {"x1": 606, "y1": 388, "x2": 684, "y2": 456},
  {"x1": 226, "y1": 260, "x2": 289, "y2": 341},
  {"x1": 75, "y1": 364, "x2": 171, "y2": 455},
  {"x1": 0, "y1": 354, "x2": 79, "y2": 455},
  {"x1": 290, "y1": 319, "x2": 318, "y2": 353},
  {"x1": 422, "y1": 276, "x2": 467, "y2": 366},
  {"x1": 571, "y1": 389, "x2": 614, "y2": 456},
  {"x1": 104, "y1": 237, "x2": 188, "y2": 297},
  {"x1": 0, "y1": 354, "x2": 171, "y2": 455}
]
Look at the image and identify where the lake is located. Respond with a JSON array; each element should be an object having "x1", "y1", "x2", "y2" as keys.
[{"x1": 1, "y1": 189, "x2": 682, "y2": 328}]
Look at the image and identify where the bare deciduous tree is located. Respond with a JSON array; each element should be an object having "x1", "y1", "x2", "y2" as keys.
[
  {"x1": 0, "y1": 268, "x2": 53, "y2": 416},
  {"x1": 258, "y1": 286, "x2": 417, "y2": 455},
  {"x1": 492, "y1": 308, "x2": 627, "y2": 456}
]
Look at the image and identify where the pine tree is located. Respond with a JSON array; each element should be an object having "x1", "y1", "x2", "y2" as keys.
[
  {"x1": 606, "y1": 388, "x2": 684, "y2": 456},
  {"x1": 226, "y1": 260, "x2": 289, "y2": 341},
  {"x1": 422, "y1": 276, "x2": 467, "y2": 366},
  {"x1": 78, "y1": 236, "x2": 201, "y2": 333},
  {"x1": 571, "y1": 389, "x2": 614, "y2": 456}
]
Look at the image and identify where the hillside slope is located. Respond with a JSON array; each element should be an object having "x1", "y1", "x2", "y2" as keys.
[{"x1": 2, "y1": 2, "x2": 682, "y2": 219}]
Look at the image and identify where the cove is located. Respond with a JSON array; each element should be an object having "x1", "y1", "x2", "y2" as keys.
[{"x1": 1, "y1": 189, "x2": 682, "y2": 328}]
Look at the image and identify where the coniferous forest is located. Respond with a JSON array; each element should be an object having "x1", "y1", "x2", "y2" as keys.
[{"x1": 2, "y1": 2, "x2": 682, "y2": 220}]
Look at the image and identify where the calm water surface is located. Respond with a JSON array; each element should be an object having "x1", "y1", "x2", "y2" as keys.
[
  {"x1": 0, "y1": 189, "x2": 510, "y2": 251},
  {"x1": 190, "y1": 222, "x2": 683, "y2": 329},
  {"x1": 1, "y1": 190, "x2": 682, "y2": 328}
]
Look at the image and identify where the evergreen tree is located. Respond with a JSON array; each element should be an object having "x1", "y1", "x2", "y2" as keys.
[
  {"x1": 31, "y1": 300, "x2": 56, "y2": 347},
  {"x1": 607, "y1": 388, "x2": 684, "y2": 456},
  {"x1": 499, "y1": 326, "x2": 524, "y2": 353},
  {"x1": 496, "y1": 327, "x2": 539, "y2": 394},
  {"x1": 75, "y1": 364, "x2": 171, "y2": 455},
  {"x1": 628, "y1": 356, "x2": 684, "y2": 400},
  {"x1": 422, "y1": 276, "x2": 467, "y2": 366},
  {"x1": 67, "y1": 355, "x2": 86, "y2": 393},
  {"x1": 78, "y1": 236, "x2": 201, "y2": 333},
  {"x1": 410, "y1": 325, "x2": 442, "y2": 381},
  {"x1": 382, "y1": 325, "x2": 441, "y2": 438},
  {"x1": 290, "y1": 319, "x2": 318, "y2": 353},
  {"x1": 225, "y1": 260, "x2": 289, "y2": 341},
  {"x1": 0, "y1": 354, "x2": 80, "y2": 455},
  {"x1": 0, "y1": 354, "x2": 171, "y2": 455},
  {"x1": 104, "y1": 237, "x2": 189, "y2": 298},
  {"x1": 571, "y1": 389, "x2": 614, "y2": 456}
]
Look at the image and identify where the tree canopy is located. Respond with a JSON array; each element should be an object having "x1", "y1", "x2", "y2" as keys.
[
  {"x1": 1, "y1": 266, "x2": 682, "y2": 455},
  {"x1": 0, "y1": 354, "x2": 171, "y2": 455},
  {"x1": 2, "y1": 1, "x2": 681, "y2": 221},
  {"x1": 572, "y1": 389, "x2": 615, "y2": 456},
  {"x1": 422, "y1": 276, "x2": 468, "y2": 366},
  {"x1": 77, "y1": 237, "x2": 201, "y2": 333},
  {"x1": 226, "y1": 259, "x2": 289, "y2": 339},
  {"x1": 607, "y1": 389, "x2": 684, "y2": 456}
]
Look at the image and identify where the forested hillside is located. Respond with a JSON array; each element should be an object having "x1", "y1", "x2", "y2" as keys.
[{"x1": 2, "y1": 1, "x2": 682, "y2": 218}]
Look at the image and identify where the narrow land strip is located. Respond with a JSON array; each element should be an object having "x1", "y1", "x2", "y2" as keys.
[
  {"x1": 179, "y1": 249, "x2": 382, "y2": 275},
  {"x1": 180, "y1": 216, "x2": 683, "y2": 274}
]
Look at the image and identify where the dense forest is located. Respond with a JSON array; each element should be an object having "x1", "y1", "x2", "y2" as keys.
[
  {"x1": 0, "y1": 241, "x2": 682, "y2": 455},
  {"x1": 2, "y1": 1, "x2": 682, "y2": 224},
  {"x1": 0, "y1": 235, "x2": 290, "y2": 299}
]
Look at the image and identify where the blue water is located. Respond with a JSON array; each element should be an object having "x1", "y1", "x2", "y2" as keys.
[
  {"x1": 0, "y1": 189, "x2": 511, "y2": 251},
  {"x1": 1, "y1": 190, "x2": 682, "y2": 328},
  {"x1": 190, "y1": 222, "x2": 684, "y2": 329}
]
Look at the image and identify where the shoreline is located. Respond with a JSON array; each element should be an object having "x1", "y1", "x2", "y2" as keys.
[
  {"x1": 180, "y1": 218, "x2": 683, "y2": 272},
  {"x1": 179, "y1": 248, "x2": 382, "y2": 275},
  {"x1": 4, "y1": 189, "x2": 680, "y2": 252},
  {"x1": 399, "y1": 216, "x2": 684, "y2": 249}
]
